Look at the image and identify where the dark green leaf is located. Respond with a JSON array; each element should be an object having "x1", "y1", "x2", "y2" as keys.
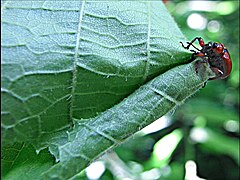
[{"x1": 1, "y1": 143, "x2": 54, "y2": 179}]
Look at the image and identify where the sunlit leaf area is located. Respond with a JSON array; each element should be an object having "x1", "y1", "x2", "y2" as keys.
[
  {"x1": 1, "y1": 1, "x2": 239, "y2": 179},
  {"x1": 84, "y1": 1, "x2": 239, "y2": 180}
]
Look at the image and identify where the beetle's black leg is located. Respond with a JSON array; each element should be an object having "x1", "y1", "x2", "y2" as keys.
[
  {"x1": 180, "y1": 37, "x2": 202, "y2": 50},
  {"x1": 190, "y1": 50, "x2": 197, "y2": 60},
  {"x1": 180, "y1": 41, "x2": 188, "y2": 49},
  {"x1": 187, "y1": 42, "x2": 201, "y2": 51},
  {"x1": 202, "y1": 81, "x2": 207, "y2": 88},
  {"x1": 189, "y1": 50, "x2": 200, "y2": 60}
]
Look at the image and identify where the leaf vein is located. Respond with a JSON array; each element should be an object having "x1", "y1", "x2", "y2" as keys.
[
  {"x1": 149, "y1": 86, "x2": 182, "y2": 106},
  {"x1": 142, "y1": 3, "x2": 151, "y2": 82},
  {"x1": 69, "y1": 1, "x2": 86, "y2": 121},
  {"x1": 81, "y1": 123, "x2": 119, "y2": 144}
]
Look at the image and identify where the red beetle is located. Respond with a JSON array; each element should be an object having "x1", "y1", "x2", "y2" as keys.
[{"x1": 180, "y1": 37, "x2": 232, "y2": 80}]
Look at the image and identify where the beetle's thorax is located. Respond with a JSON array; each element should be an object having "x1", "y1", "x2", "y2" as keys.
[{"x1": 201, "y1": 42, "x2": 228, "y2": 78}]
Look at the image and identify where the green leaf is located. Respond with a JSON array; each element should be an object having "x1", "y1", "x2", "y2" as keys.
[
  {"x1": 1, "y1": 1, "x2": 215, "y2": 179},
  {"x1": 43, "y1": 58, "x2": 214, "y2": 179},
  {"x1": 1, "y1": 143, "x2": 54, "y2": 179},
  {"x1": 1, "y1": 0, "x2": 190, "y2": 147}
]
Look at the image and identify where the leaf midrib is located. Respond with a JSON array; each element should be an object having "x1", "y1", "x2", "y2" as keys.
[
  {"x1": 142, "y1": 1, "x2": 151, "y2": 82},
  {"x1": 69, "y1": 1, "x2": 86, "y2": 121}
]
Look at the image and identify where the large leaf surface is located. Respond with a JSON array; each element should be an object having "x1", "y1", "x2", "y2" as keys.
[
  {"x1": 1, "y1": 1, "x2": 216, "y2": 179},
  {"x1": 1, "y1": 1, "x2": 190, "y2": 147},
  {"x1": 43, "y1": 59, "x2": 214, "y2": 179},
  {"x1": 2, "y1": 58, "x2": 215, "y2": 179}
]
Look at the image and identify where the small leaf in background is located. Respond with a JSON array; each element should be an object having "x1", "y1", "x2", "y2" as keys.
[{"x1": 147, "y1": 129, "x2": 183, "y2": 168}]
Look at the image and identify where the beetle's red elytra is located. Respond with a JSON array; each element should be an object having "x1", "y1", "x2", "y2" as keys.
[{"x1": 180, "y1": 37, "x2": 232, "y2": 80}]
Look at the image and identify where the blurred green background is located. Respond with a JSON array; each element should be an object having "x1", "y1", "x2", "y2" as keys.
[{"x1": 80, "y1": 1, "x2": 239, "y2": 179}]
